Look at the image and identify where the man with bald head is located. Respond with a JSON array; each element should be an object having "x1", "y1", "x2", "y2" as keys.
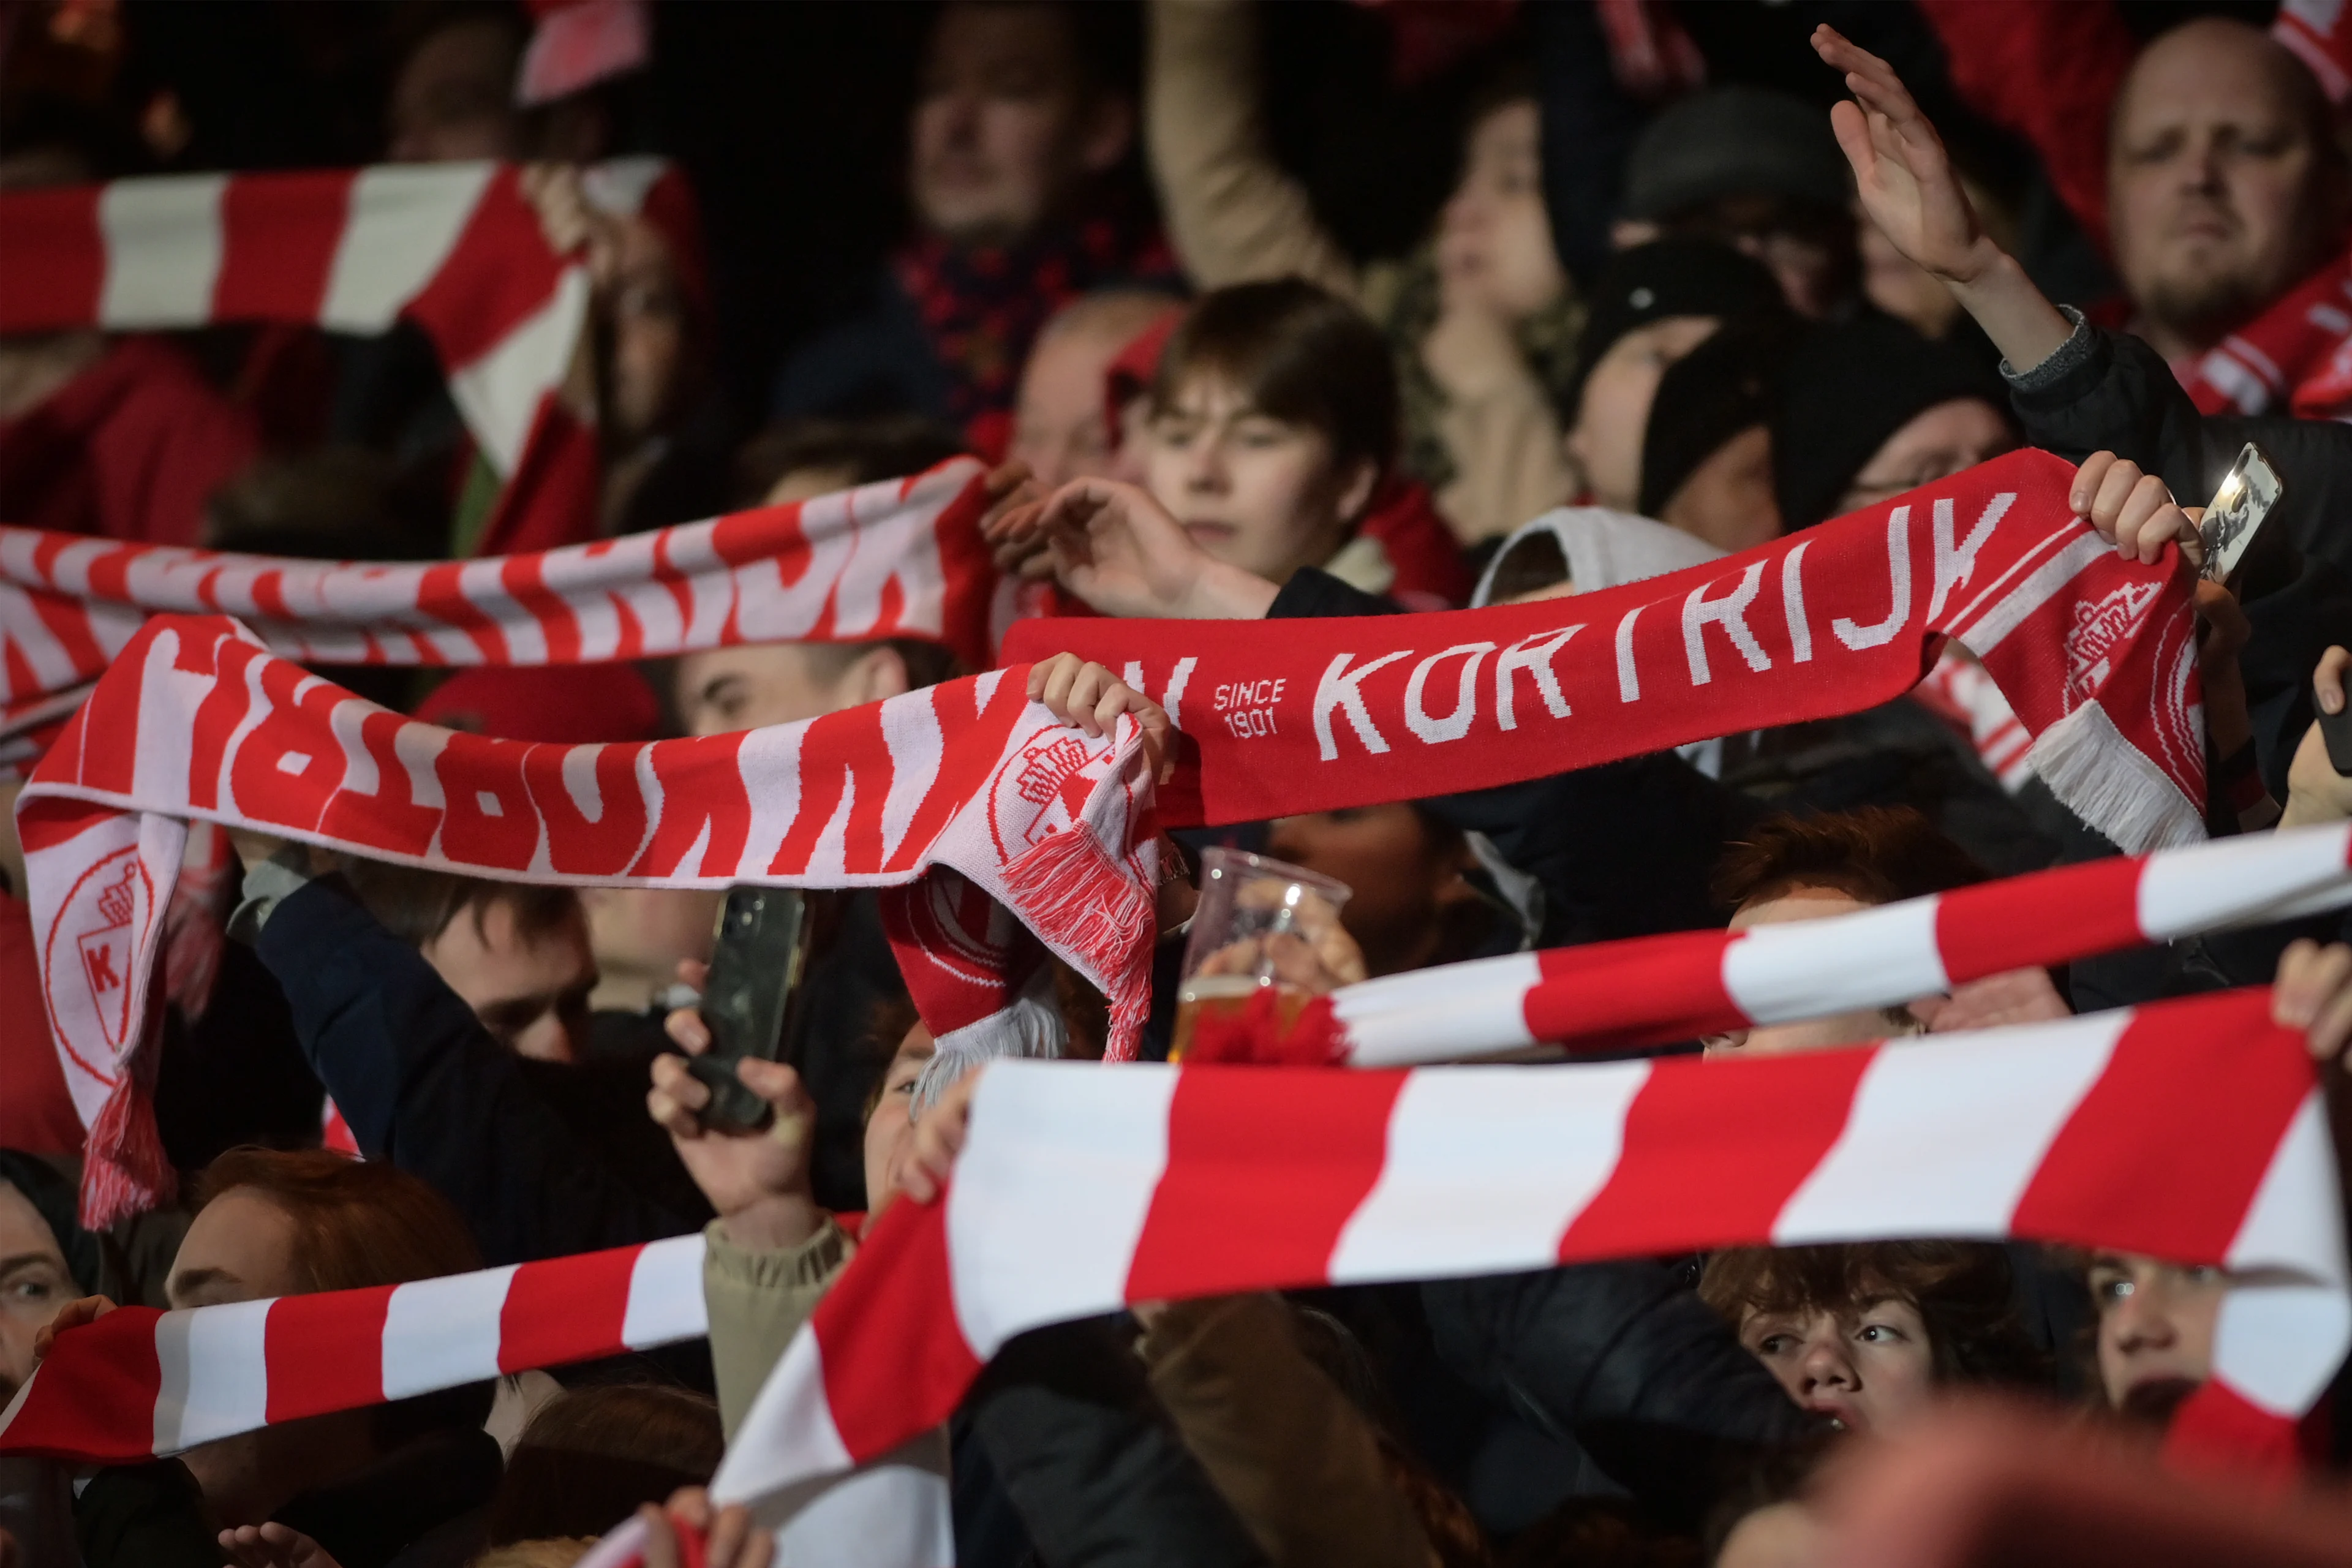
[
  {"x1": 1010, "y1": 289, "x2": 1180, "y2": 489},
  {"x1": 2107, "y1": 16, "x2": 2352, "y2": 415}
]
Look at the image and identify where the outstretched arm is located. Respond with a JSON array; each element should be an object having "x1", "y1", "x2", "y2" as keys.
[{"x1": 1812, "y1": 26, "x2": 2075, "y2": 372}]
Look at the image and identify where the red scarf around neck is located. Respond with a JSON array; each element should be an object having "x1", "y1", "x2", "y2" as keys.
[{"x1": 2178, "y1": 247, "x2": 2352, "y2": 420}]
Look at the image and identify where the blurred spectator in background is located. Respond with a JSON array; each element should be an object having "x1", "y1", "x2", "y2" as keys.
[
  {"x1": 1613, "y1": 85, "x2": 1860, "y2": 321},
  {"x1": 1559, "y1": 239, "x2": 1789, "y2": 531},
  {"x1": 0, "y1": 96, "x2": 261, "y2": 549},
  {"x1": 771, "y1": 1, "x2": 1167, "y2": 461},
  {"x1": 2103, "y1": 17, "x2": 2352, "y2": 411},
  {"x1": 1773, "y1": 312, "x2": 2016, "y2": 532},
  {"x1": 1636, "y1": 317, "x2": 1789, "y2": 553},
  {"x1": 326, "y1": 862, "x2": 598, "y2": 1066},
  {"x1": 1011, "y1": 288, "x2": 1182, "y2": 489},
  {"x1": 386, "y1": 2, "x2": 533, "y2": 162},
  {"x1": 1700, "y1": 1242, "x2": 2048, "y2": 1438},
  {"x1": 1147, "y1": 0, "x2": 1580, "y2": 545},
  {"x1": 69, "y1": 1150, "x2": 497, "y2": 1564},
  {"x1": 2084, "y1": 1253, "x2": 2227, "y2": 1425},
  {"x1": 386, "y1": 0, "x2": 640, "y2": 166}
]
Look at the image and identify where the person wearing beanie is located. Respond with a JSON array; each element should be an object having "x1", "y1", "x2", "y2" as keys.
[
  {"x1": 1562, "y1": 240, "x2": 1789, "y2": 519},
  {"x1": 1615, "y1": 85, "x2": 1858, "y2": 318},
  {"x1": 1772, "y1": 314, "x2": 2015, "y2": 531},
  {"x1": 1637, "y1": 318, "x2": 1794, "y2": 553}
]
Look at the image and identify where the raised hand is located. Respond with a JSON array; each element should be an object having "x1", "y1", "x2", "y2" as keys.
[
  {"x1": 650, "y1": 957, "x2": 824, "y2": 1251},
  {"x1": 979, "y1": 459, "x2": 1054, "y2": 581},
  {"x1": 641, "y1": 1489, "x2": 775, "y2": 1568},
  {"x1": 1812, "y1": 24, "x2": 2073, "y2": 370},
  {"x1": 32, "y1": 1294, "x2": 115, "y2": 1361},
  {"x1": 2275, "y1": 939, "x2": 2352, "y2": 1065},
  {"x1": 1910, "y1": 967, "x2": 2071, "y2": 1034},
  {"x1": 1812, "y1": 26, "x2": 1989, "y2": 285},
  {"x1": 897, "y1": 1069, "x2": 978, "y2": 1206},
  {"x1": 2282, "y1": 647, "x2": 2352, "y2": 828},
  {"x1": 1026, "y1": 654, "x2": 1175, "y2": 783},
  {"x1": 2069, "y1": 452, "x2": 2203, "y2": 568},
  {"x1": 993, "y1": 478, "x2": 1278, "y2": 620}
]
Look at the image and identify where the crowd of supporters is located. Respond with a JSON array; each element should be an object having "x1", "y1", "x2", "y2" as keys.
[{"x1": 7, "y1": 1, "x2": 2352, "y2": 1564}]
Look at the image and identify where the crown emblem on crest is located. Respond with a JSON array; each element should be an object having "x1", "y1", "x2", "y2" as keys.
[
  {"x1": 2065, "y1": 581, "x2": 2162, "y2": 703},
  {"x1": 1014, "y1": 736, "x2": 1092, "y2": 807},
  {"x1": 92, "y1": 862, "x2": 138, "y2": 929}
]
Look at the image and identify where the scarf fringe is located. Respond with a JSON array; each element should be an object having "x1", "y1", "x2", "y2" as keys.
[
  {"x1": 2027, "y1": 701, "x2": 2205, "y2": 853},
  {"x1": 998, "y1": 825, "x2": 1155, "y2": 1063},
  {"x1": 79, "y1": 1045, "x2": 175, "y2": 1230}
]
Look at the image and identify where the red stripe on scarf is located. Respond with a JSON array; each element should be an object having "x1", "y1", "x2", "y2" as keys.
[
  {"x1": 1125, "y1": 1068, "x2": 1406, "y2": 1300},
  {"x1": 0, "y1": 186, "x2": 104, "y2": 331},
  {"x1": 1559, "y1": 1047, "x2": 1875, "y2": 1259},
  {"x1": 265, "y1": 1285, "x2": 395, "y2": 1424},
  {"x1": 214, "y1": 172, "x2": 351, "y2": 321},
  {"x1": 2013, "y1": 992, "x2": 2313, "y2": 1259}
]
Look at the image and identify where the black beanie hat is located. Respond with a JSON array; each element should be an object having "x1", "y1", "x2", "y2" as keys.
[
  {"x1": 1570, "y1": 239, "x2": 1790, "y2": 415},
  {"x1": 0, "y1": 1148, "x2": 101, "y2": 1296},
  {"x1": 1771, "y1": 314, "x2": 2011, "y2": 530},
  {"x1": 1637, "y1": 317, "x2": 1794, "y2": 520}
]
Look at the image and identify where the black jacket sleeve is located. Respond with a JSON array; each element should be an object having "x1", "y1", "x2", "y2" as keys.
[
  {"x1": 2007, "y1": 322, "x2": 2352, "y2": 578},
  {"x1": 253, "y1": 875, "x2": 706, "y2": 1264},
  {"x1": 1422, "y1": 1264, "x2": 1818, "y2": 1531},
  {"x1": 962, "y1": 1317, "x2": 1269, "y2": 1568}
]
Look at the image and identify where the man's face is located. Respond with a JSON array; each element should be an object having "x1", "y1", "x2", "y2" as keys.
[
  {"x1": 422, "y1": 898, "x2": 597, "y2": 1063},
  {"x1": 2109, "y1": 21, "x2": 2340, "y2": 349},
  {"x1": 0, "y1": 1184, "x2": 73, "y2": 1403},
  {"x1": 2089, "y1": 1251, "x2": 2226, "y2": 1415},
  {"x1": 1566, "y1": 315, "x2": 1721, "y2": 511},
  {"x1": 1705, "y1": 888, "x2": 1918, "y2": 1057},
  {"x1": 388, "y1": 17, "x2": 524, "y2": 164},
  {"x1": 908, "y1": 4, "x2": 1122, "y2": 246},
  {"x1": 1012, "y1": 326, "x2": 1123, "y2": 489},
  {"x1": 675, "y1": 643, "x2": 892, "y2": 736}
]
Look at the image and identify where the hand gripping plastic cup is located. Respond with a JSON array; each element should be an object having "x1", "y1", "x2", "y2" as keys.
[{"x1": 1170, "y1": 847, "x2": 1354, "y2": 1060}]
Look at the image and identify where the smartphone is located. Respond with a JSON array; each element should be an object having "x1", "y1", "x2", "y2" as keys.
[
  {"x1": 2321, "y1": 707, "x2": 2352, "y2": 777},
  {"x1": 2200, "y1": 443, "x2": 2294, "y2": 600},
  {"x1": 688, "y1": 886, "x2": 813, "y2": 1131}
]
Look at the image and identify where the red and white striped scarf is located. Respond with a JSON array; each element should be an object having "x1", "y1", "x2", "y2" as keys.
[
  {"x1": 2177, "y1": 247, "x2": 2352, "y2": 421},
  {"x1": 703, "y1": 988, "x2": 2342, "y2": 1556},
  {"x1": 1010, "y1": 450, "x2": 2207, "y2": 856},
  {"x1": 0, "y1": 457, "x2": 998, "y2": 755},
  {"x1": 0, "y1": 159, "x2": 682, "y2": 557},
  {"x1": 20, "y1": 612, "x2": 1162, "y2": 1224},
  {"x1": 2278, "y1": 0, "x2": 2352, "y2": 104},
  {"x1": 4, "y1": 987, "x2": 2339, "y2": 1561},
  {"x1": 1225, "y1": 822, "x2": 2352, "y2": 1068}
]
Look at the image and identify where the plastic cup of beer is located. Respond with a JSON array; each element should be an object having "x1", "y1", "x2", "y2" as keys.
[{"x1": 1171, "y1": 848, "x2": 1354, "y2": 1059}]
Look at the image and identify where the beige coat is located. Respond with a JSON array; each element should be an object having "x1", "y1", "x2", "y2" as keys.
[{"x1": 1145, "y1": 0, "x2": 1574, "y2": 542}]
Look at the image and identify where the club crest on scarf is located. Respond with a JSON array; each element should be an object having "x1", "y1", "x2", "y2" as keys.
[
  {"x1": 2066, "y1": 580, "x2": 2164, "y2": 703},
  {"x1": 50, "y1": 849, "x2": 151, "y2": 1073}
]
